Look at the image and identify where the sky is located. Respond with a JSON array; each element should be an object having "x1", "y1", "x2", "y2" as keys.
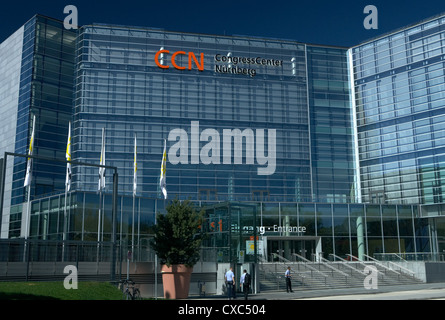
[{"x1": 1, "y1": 0, "x2": 445, "y2": 47}]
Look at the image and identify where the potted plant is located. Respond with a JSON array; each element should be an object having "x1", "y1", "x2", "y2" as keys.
[{"x1": 150, "y1": 199, "x2": 204, "y2": 299}]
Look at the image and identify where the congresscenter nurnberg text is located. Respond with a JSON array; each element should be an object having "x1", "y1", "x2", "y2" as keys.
[{"x1": 1, "y1": 13, "x2": 445, "y2": 264}]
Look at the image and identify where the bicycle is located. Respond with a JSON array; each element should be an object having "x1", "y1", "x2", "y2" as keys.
[{"x1": 120, "y1": 279, "x2": 141, "y2": 300}]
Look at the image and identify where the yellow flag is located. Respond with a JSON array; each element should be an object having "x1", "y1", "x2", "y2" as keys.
[
  {"x1": 98, "y1": 128, "x2": 106, "y2": 191},
  {"x1": 24, "y1": 115, "x2": 35, "y2": 187},
  {"x1": 65, "y1": 122, "x2": 72, "y2": 191},
  {"x1": 160, "y1": 139, "x2": 167, "y2": 199}
]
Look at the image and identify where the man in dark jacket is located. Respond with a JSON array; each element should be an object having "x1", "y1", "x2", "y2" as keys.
[{"x1": 240, "y1": 269, "x2": 251, "y2": 300}]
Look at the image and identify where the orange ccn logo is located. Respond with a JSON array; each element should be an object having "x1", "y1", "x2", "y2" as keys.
[{"x1": 155, "y1": 49, "x2": 204, "y2": 71}]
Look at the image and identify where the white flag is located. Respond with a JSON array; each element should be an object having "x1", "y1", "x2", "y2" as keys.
[
  {"x1": 160, "y1": 139, "x2": 167, "y2": 199},
  {"x1": 133, "y1": 134, "x2": 137, "y2": 196},
  {"x1": 98, "y1": 128, "x2": 106, "y2": 191},
  {"x1": 65, "y1": 122, "x2": 72, "y2": 191},
  {"x1": 24, "y1": 115, "x2": 36, "y2": 187}
]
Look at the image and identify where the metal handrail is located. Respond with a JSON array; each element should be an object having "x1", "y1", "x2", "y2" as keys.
[
  {"x1": 258, "y1": 255, "x2": 268, "y2": 263},
  {"x1": 364, "y1": 254, "x2": 400, "y2": 275},
  {"x1": 346, "y1": 253, "x2": 360, "y2": 261},
  {"x1": 386, "y1": 261, "x2": 416, "y2": 276},
  {"x1": 346, "y1": 254, "x2": 376, "y2": 273},
  {"x1": 394, "y1": 253, "x2": 407, "y2": 262},
  {"x1": 329, "y1": 254, "x2": 367, "y2": 275},
  {"x1": 329, "y1": 253, "x2": 347, "y2": 262},
  {"x1": 292, "y1": 253, "x2": 328, "y2": 278},
  {"x1": 375, "y1": 252, "x2": 445, "y2": 262},
  {"x1": 292, "y1": 252, "x2": 312, "y2": 263},
  {"x1": 319, "y1": 257, "x2": 350, "y2": 277},
  {"x1": 259, "y1": 262, "x2": 309, "y2": 291},
  {"x1": 271, "y1": 253, "x2": 291, "y2": 263},
  {"x1": 374, "y1": 253, "x2": 407, "y2": 262}
]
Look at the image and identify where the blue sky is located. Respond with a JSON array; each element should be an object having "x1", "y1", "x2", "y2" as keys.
[{"x1": 1, "y1": 0, "x2": 445, "y2": 46}]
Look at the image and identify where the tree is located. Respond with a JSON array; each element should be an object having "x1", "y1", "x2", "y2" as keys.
[{"x1": 150, "y1": 199, "x2": 204, "y2": 267}]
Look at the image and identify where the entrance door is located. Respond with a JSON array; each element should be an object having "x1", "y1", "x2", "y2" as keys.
[
  {"x1": 265, "y1": 236, "x2": 320, "y2": 262},
  {"x1": 295, "y1": 239, "x2": 314, "y2": 260}
]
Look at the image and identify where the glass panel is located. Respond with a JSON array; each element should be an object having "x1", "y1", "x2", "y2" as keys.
[
  {"x1": 382, "y1": 205, "x2": 399, "y2": 253},
  {"x1": 298, "y1": 204, "x2": 315, "y2": 236},
  {"x1": 316, "y1": 204, "x2": 332, "y2": 236},
  {"x1": 334, "y1": 237, "x2": 350, "y2": 258}
]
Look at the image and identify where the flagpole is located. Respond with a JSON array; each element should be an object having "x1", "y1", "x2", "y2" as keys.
[
  {"x1": 97, "y1": 189, "x2": 102, "y2": 262},
  {"x1": 132, "y1": 191, "x2": 135, "y2": 262},
  {"x1": 97, "y1": 127, "x2": 105, "y2": 262},
  {"x1": 101, "y1": 194, "x2": 105, "y2": 242},
  {"x1": 62, "y1": 187, "x2": 67, "y2": 262},
  {"x1": 137, "y1": 198, "x2": 140, "y2": 262},
  {"x1": 25, "y1": 184, "x2": 31, "y2": 239},
  {"x1": 63, "y1": 188, "x2": 68, "y2": 241},
  {"x1": 132, "y1": 134, "x2": 136, "y2": 262},
  {"x1": 119, "y1": 193, "x2": 123, "y2": 281},
  {"x1": 154, "y1": 199, "x2": 158, "y2": 300},
  {"x1": 24, "y1": 115, "x2": 35, "y2": 240},
  {"x1": 22, "y1": 184, "x2": 31, "y2": 262},
  {"x1": 63, "y1": 121, "x2": 71, "y2": 261},
  {"x1": 23, "y1": 115, "x2": 35, "y2": 262},
  {"x1": 155, "y1": 138, "x2": 167, "y2": 299}
]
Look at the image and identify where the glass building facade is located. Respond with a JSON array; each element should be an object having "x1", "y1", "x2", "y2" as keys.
[
  {"x1": 0, "y1": 16, "x2": 76, "y2": 238},
  {"x1": 24, "y1": 191, "x2": 435, "y2": 262},
  {"x1": 72, "y1": 25, "x2": 356, "y2": 204},
  {"x1": 2, "y1": 13, "x2": 445, "y2": 261},
  {"x1": 0, "y1": 23, "x2": 24, "y2": 238},
  {"x1": 73, "y1": 25, "x2": 315, "y2": 202},
  {"x1": 307, "y1": 46, "x2": 356, "y2": 203},
  {"x1": 350, "y1": 15, "x2": 445, "y2": 205}
]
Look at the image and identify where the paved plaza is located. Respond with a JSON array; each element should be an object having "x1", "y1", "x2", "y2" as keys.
[{"x1": 190, "y1": 282, "x2": 445, "y2": 300}]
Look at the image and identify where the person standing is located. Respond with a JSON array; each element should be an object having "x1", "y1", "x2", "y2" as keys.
[
  {"x1": 240, "y1": 269, "x2": 251, "y2": 300},
  {"x1": 285, "y1": 266, "x2": 293, "y2": 293},
  {"x1": 225, "y1": 267, "x2": 236, "y2": 300}
]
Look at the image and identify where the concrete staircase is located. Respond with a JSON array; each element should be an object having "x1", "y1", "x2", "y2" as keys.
[{"x1": 259, "y1": 259, "x2": 424, "y2": 292}]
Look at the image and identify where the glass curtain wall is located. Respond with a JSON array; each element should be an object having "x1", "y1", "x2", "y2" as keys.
[
  {"x1": 73, "y1": 25, "x2": 313, "y2": 202},
  {"x1": 7, "y1": 16, "x2": 76, "y2": 237},
  {"x1": 26, "y1": 192, "x2": 431, "y2": 262},
  {"x1": 351, "y1": 15, "x2": 445, "y2": 205},
  {"x1": 0, "y1": 23, "x2": 25, "y2": 238},
  {"x1": 306, "y1": 46, "x2": 355, "y2": 203}
]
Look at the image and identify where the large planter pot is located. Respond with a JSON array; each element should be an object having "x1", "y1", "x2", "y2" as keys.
[{"x1": 161, "y1": 264, "x2": 193, "y2": 299}]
